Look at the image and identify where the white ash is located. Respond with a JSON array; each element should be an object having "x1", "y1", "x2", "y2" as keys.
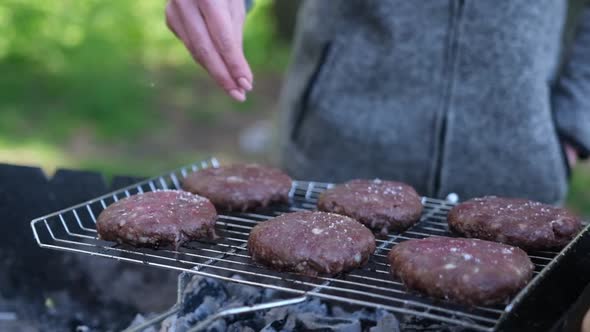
[
  {"x1": 125, "y1": 314, "x2": 158, "y2": 332},
  {"x1": 146, "y1": 275, "x2": 467, "y2": 332}
]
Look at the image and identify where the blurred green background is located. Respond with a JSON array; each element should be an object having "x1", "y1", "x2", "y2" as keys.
[
  {"x1": 0, "y1": 0, "x2": 291, "y2": 170},
  {"x1": 0, "y1": 0, "x2": 588, "y2": 215}
]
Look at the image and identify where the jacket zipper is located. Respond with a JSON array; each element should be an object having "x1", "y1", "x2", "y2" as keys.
[
  {"x1": 431, "y1": 0, "x2": 465, "y2": 197},
  {"x1": 291, "y1": 42, "x2": 333, "y2": 142}
]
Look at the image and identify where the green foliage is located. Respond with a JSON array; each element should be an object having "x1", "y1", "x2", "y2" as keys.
[
  {"x1": 567, "y1": 166, "x2": 590, "y2": 216},
  {"x1": 0, "y1": 0, "x2": 287, "y2": 143},
  {"x1": 243, "y1": 0, "x2": 291, "y2": 72}
]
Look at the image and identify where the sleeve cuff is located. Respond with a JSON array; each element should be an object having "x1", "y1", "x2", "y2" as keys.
[{"x1": 553, "y1": 85, "x2": 590, "y2": 159}]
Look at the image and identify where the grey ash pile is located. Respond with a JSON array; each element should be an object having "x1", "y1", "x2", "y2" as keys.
[{"x1": 128, "y1": 275, "x2": 473, "y2": 332}]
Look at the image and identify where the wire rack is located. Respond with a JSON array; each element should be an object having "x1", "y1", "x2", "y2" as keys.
[{"x1": 31, "y1": 158, "x2": 563, "y2": 332}]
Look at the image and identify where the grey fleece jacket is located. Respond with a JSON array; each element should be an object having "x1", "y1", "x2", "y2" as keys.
[{"x1": 277, "y1": 0, "x2": 590, "y2": 204}]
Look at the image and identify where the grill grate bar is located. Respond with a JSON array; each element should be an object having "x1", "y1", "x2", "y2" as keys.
[
  {"x1": 30, "y1": 158, "x2": 565, "y2": 332},
  {"x1": 42, "y1": 218, "x2": 502, "y2": 325}
]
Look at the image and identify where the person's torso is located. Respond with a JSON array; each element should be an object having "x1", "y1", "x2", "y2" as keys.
[{"x1": 278, "y1": 0, "x2": 569, "y2": 204}]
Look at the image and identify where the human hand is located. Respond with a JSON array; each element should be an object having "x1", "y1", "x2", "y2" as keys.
[
  {"x1": 564, "y1": 142, "x2": 578, "y2": 169},
  {"x1": 582, "y1": 306, "x2": 590, "y2": 332},
  {"x1": 166, "y1": 0, "x2": 253, "y2": 102}
]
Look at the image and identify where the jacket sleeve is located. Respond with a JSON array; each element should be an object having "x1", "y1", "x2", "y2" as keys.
[{"x1": 552, "y1": 3, "x2": 590, "y2": 158}]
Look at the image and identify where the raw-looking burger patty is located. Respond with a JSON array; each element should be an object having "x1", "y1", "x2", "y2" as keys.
[
  {"x1": 248, "y1": 211, "x2": 376, "y2": 276},
  {"x1": 388, "y1": 237, "x2": 534, "y2": 306},
  {"x1": 317, "y1": 179, "x2": 423, "y2": 235},
  {"x1": 448, "y1": 196, "x2": 582, "y2": 250},
  {"x1": 181, "y1": 164, "x2": 292, "y2": 211},
  {"x1": 97, "y1": 190, "x2": 217, "y2": 248}
]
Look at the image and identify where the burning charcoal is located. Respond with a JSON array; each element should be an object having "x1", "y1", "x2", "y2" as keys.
[
  {"x1": 369, "y1": 310, "x2": 400, "y2": 332},
  {"x1": 400, "y1": 314, "x2": 468, "y2": 332},
  {"x1": 225, "y1": 275, "x2": 267, "y2": 306},
  {"x1": 261, "y1": 312, "x2": 362, "y2": 332},
  {"x1": 204, "y1": 319, "x2": 226, "y2": 332},
  {"x1": 126, "y1": 314, "x2": 158, "y2": 332},
  {"x1": 297, "y1": 313, "x2": 362, "y2": 332},
  {"x1": 331, "y1": 305, "x2": 376, "y2": 320},
  {"x1": 173, "y1": 276, "x2": 272, "y2": 332},
  {"x1": 261, "y1": 298, "x2": 356, "y2": 332},
  {"x1": 227, "y1": 326, "x2": 256, "y2": 332},
  {"x1": 227, "y1": 319, "x2": 265, "y2": 331},
  {"x1": 164, "y1": 275, "x2": 451, "y2": 332},
  {"x1": 331, "y1": 306, "x2": 401, "y2": 332},
  {"x1": 180, "y1": 278, "x2": 228, "y2": 317},
  {"x1": 159, "y1": 315, "x2": 176, "y2": 332},
  {"x1": 263, "y1": 297, "x2": 329, "y2": 325}
]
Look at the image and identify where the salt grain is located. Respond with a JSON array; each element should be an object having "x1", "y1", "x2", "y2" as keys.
[{"x1": 312, "y1": 228, "x2": 323, "y2": 235}]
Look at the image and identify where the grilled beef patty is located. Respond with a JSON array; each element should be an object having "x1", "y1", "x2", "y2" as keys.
[
  {"x1": 97, "y1": 190, "x2": 217, "y2": 248},
  {"x1": 248, "y1": 211, "x2": 376, "y2": 276},
  {"x1": 448, "y1": 196, "x2": 582, "y2": 250},
  {"x1": 317, "y1": 179, "x2": 423, "y2": 235},
  {"x1": 388, "y1": 237, "x2": 534, "y2": 306},
  {"x1": 182, "y1": 164, "x2": 292, "y2": 211}
]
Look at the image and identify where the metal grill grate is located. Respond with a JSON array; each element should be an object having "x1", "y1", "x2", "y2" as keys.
[{"x1": 31, "y1": 158, "x2": 562, "y2": 331}]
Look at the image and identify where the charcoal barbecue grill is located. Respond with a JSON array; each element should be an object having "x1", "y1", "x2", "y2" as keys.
[{"x1": 30, "y1": 157, "x2": 590, "y2": 331}]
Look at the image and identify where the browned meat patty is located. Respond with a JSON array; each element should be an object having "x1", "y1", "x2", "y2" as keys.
[
  {"x1": 448, "y1": 196, "x2": 582, "y2": 250},
  {"x1": 317, "y1": 179, "x2": 423, "y2": 235},
  {"x1": 181, "y1": 164, "x2": 292, "y2": 211},
  {"x1": 96, "y1": 190, "x2": 217, "y2": 248},
  {"x1": 248, "y1": 211, "x2": 376, "y2": 276},
  {"x1": 388, "y1": 236, "x2": 534, "y2": 306}
]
